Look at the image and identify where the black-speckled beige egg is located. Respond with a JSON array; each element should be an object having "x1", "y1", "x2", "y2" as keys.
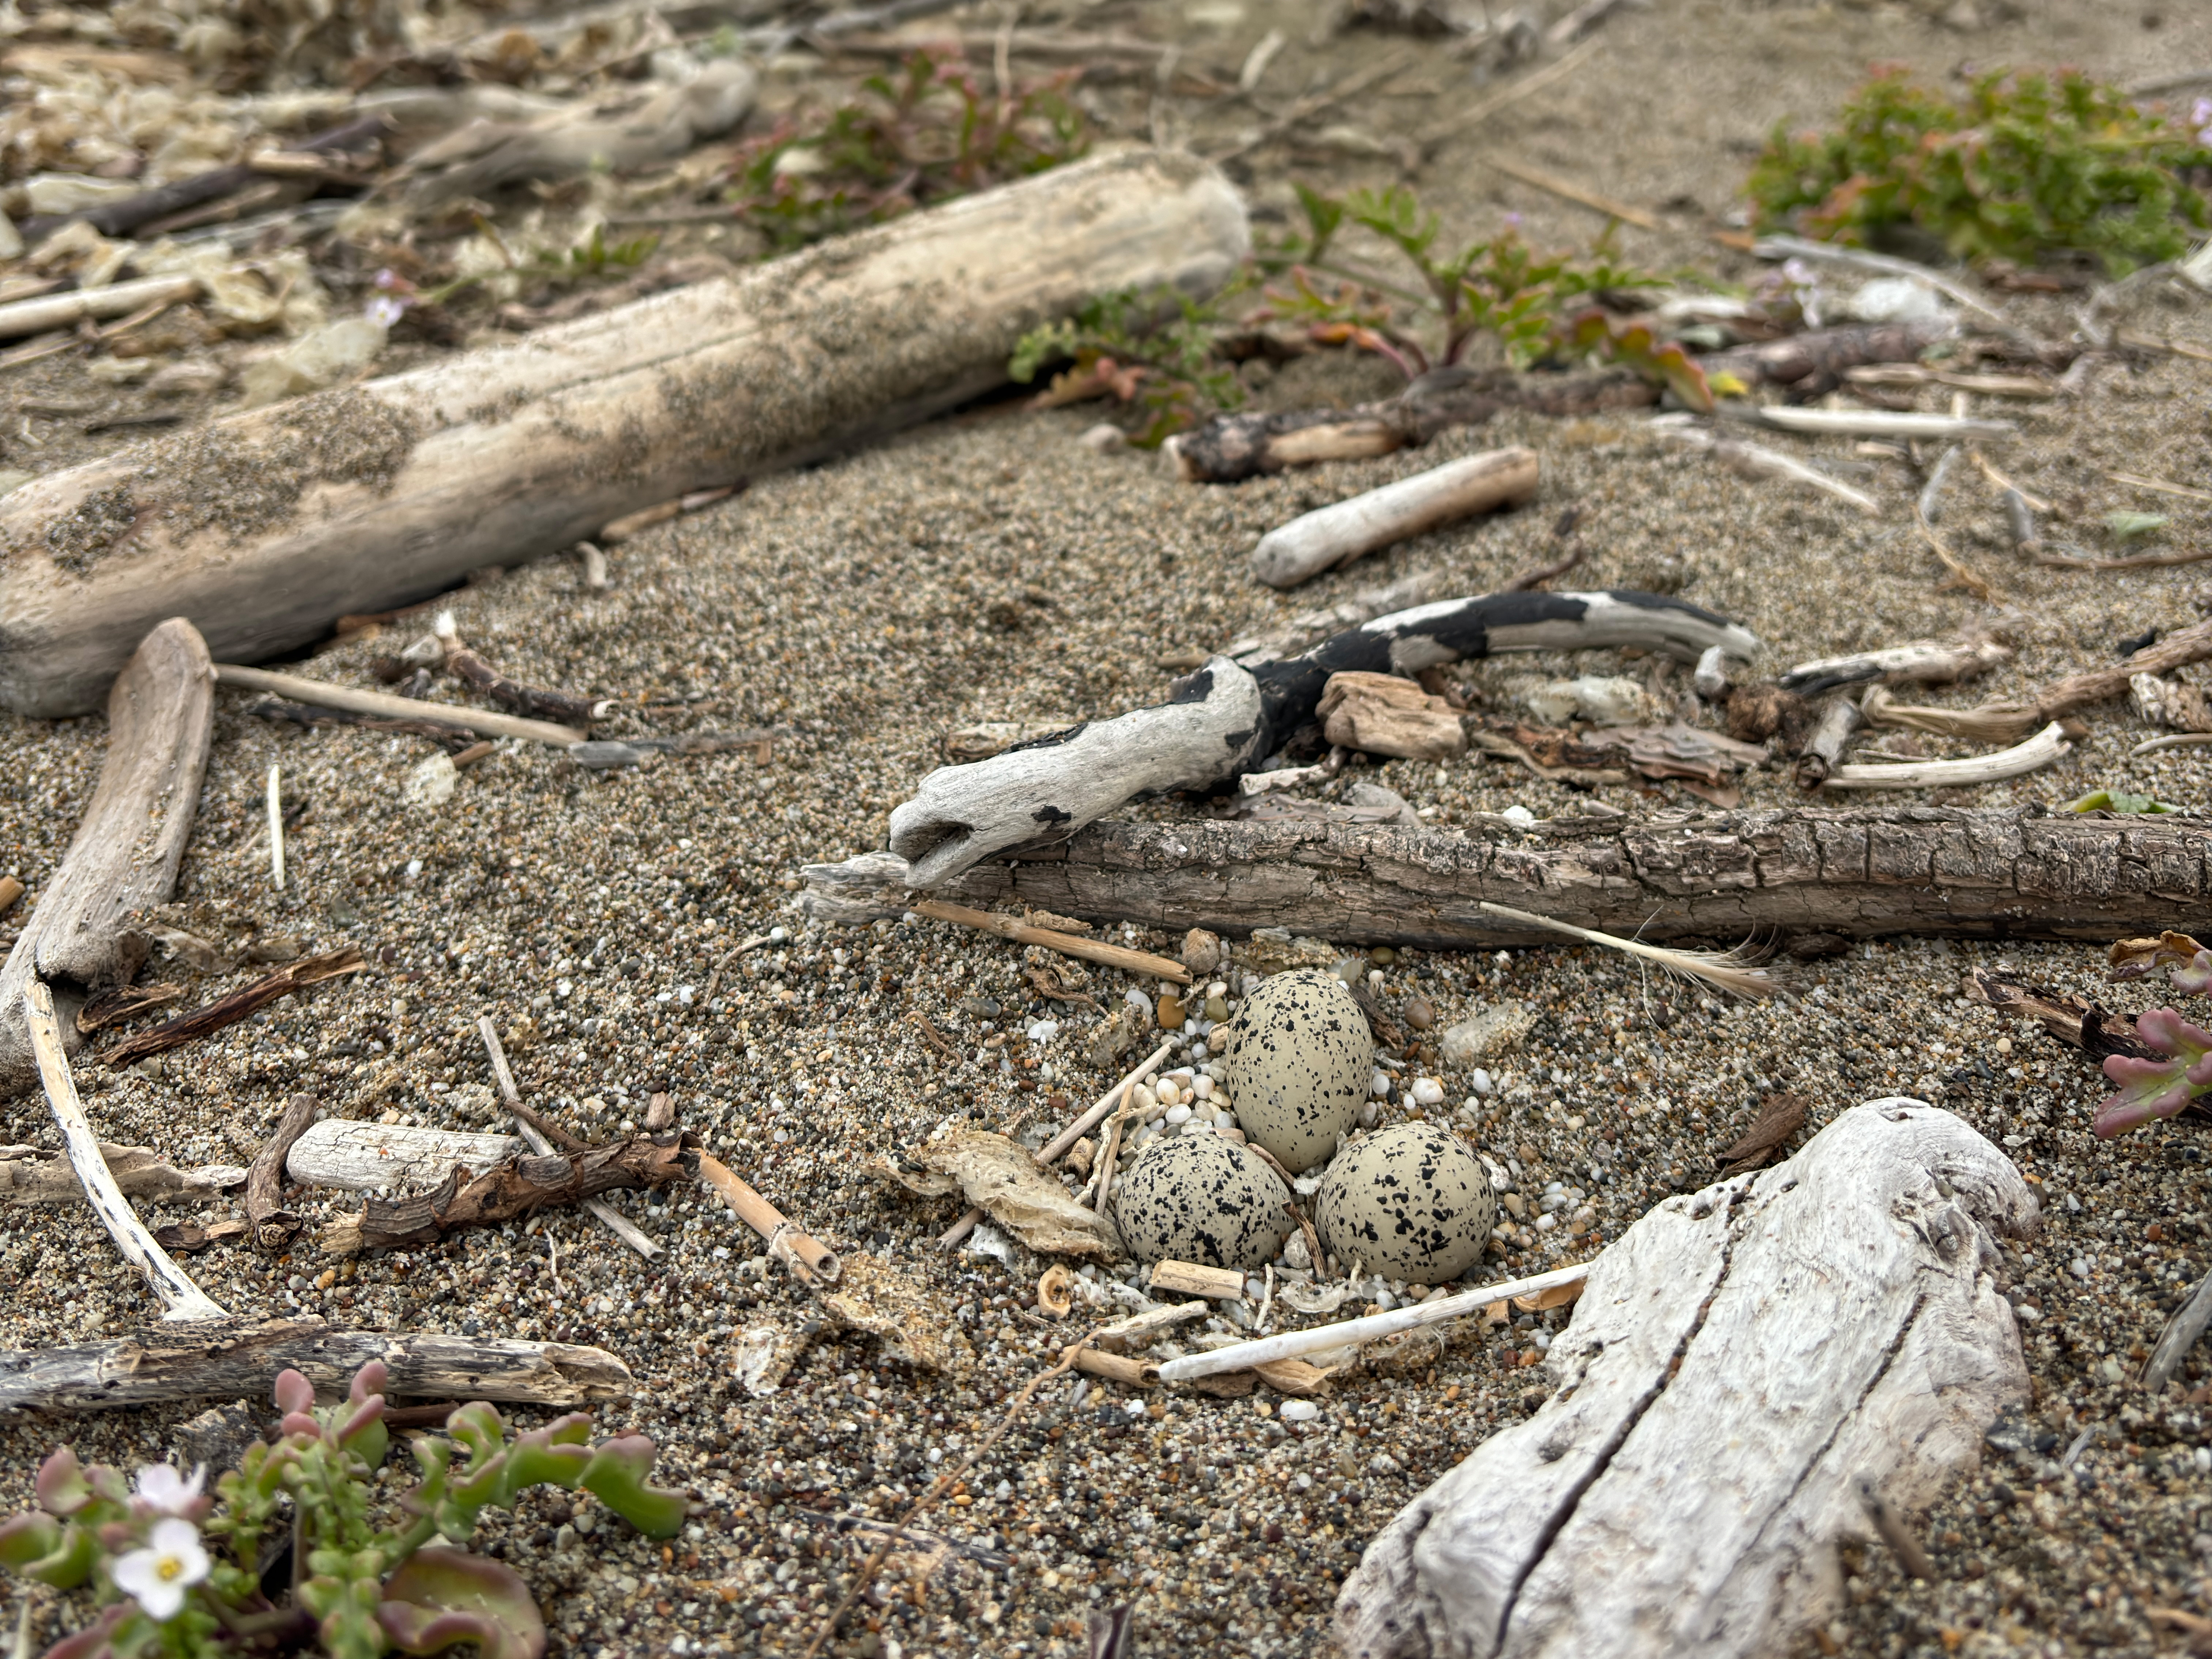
[
  {"x1": 1219, "y1": 968, "x2": 1371, "y2": 1173},
  {"x1": 1112, "y1": 1133, "x2": 1292, "y2": 1270},
  {"x1": 1316, "y1": 1122, "x2": 1496, "y2": 1284}
]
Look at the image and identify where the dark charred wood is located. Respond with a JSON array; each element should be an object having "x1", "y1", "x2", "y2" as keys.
[
  {"x1": 337, "y1": 1136, "x2": 694, "y2": 1253},
  {"x1": 101, "y1": 950, "x2": 364, "y2": 1070},
  {"x1": 248, "y1": 1093, "x2": 319, "y2": 1252},
  {"x1": 445, "y1": 647, "x2": 610, "y2": 727},
  {"x1": 74, "y1": 982, "x2": 182, "y2": 1034}
]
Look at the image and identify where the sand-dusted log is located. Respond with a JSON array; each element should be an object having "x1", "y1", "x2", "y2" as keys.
[
  {"x1": 0, "y1": 148, "x2": 1249, "y2": 716},
  {"x1": 1336, "y1": 1100, "x2": 2034, "y2": 1659},
  {"x1": 936, "y1": 806, "x2": 2212, "y2": 947}
]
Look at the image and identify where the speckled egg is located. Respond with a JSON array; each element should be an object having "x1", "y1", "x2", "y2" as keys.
[
  {"x1": 1219, "y1": 968, "x2": 1371, "y2": 1173},
  {"x1": 1316, "y1": 1122, "x2": 1497, "y2": 1285},
  {"x1": 1112, "y1": 1133, "x2": 1293, "y2": 1270}
]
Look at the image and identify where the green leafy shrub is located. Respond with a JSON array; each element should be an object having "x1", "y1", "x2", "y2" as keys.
[
  {"x1": 725, "y1": 48, "x2": 1088, "y2": 252},
  {"x1": 1747, "y1": 67, "x2": 2212, "y2": 275},
  {"x1": 0, "y1": 1362, "x2": 685, "y2": 1659}
]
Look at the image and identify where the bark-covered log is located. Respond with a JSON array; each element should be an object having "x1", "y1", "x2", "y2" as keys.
[
  {"x1": 934, "y1": 806, "x2": 2212, "y2": 947},
  {"x1": 0, "y1": 1318, "x2": 634, "y2": 1414},
  {"x1": 1336, "y1": 1100, "x2": 2034, "y2": 1659},
  {"x1": 0, "y1": 620, "x2": 212, "y2": 1098},
  {"x1": 0, "y1": 149, "x2": 1249, "y2": 716}
]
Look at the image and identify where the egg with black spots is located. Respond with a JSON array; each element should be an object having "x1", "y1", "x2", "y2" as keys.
[
  {"x1": 1112, "y1": 1133, "x2": 1292, "y2": 1270},
  {"x1": 1316, "y1": 1122, "x2": 1496, "y2": 1284},
  {"x1": 1219, "y1": 968, "x2": 1371, "y2": 1173}
]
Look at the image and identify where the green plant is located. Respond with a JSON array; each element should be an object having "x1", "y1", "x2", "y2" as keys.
[
  {"x1": 1747, "y1": 67, "x2": 2212, "y2": 275},
  {"x1": 1009, "y1": 285, "x2": 1251, "y2": 446},
  {"x1": 537, "y1": 223, "x2": 661, "y2": 279},
  {"x1": 0, "y1": 1362, "x2": 685, "y2": 1659},
  {"x1": 724, "y1": 48, "x2": 1088, "y2": 252}
]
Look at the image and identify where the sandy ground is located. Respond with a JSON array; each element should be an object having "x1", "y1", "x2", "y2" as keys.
[{"x1": 5, "y1": 2, "x2": 2212, "y2": 1657}]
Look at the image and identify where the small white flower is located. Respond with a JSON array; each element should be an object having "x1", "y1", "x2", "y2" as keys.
[
  {"x1": 363, "y1": 294, "x2": 409, "y2": 329},
  {"x1": 112, "y1": 1517, "x2": 208, "y2": 1621},
  {"x1": 132, "y1": 1463, "x2": 204, "y2": 1516}
]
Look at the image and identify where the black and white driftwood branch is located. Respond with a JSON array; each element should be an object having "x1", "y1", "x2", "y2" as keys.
[{"x1": 855, "y1": 589, "x2": 1759, "y2": 890}]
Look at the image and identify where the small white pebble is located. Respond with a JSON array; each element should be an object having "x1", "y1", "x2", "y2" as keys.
[
  {"x1": 1165, "y1": 1104, "x2": 1192, "y2": 1125},
  {"x1": 1132, "y1": 1084, "x2": 1158, "y2": 1112},
  {"x1": 1190, "y1": 1074, "x2": 1214, "y2": 1100},
  {"x1": 1156, "y1": 1077, "x2": 1181, "y2": 1107},
  {"x1": 1410, "y1": 1077, "x2": 1444, "y2": 1106},
  {"x1": 1279, "y1": 1400, "x2": 1320, "y2": 1423},
  {"x1": 1471, "y1": 1068, "x2": 1494, "y2": 1096},
  {"x1": 1500, "y1": 805, "x2": 1535, "y2": 826},
  {"x1": 1026, "y1": 1019, "x2": 1060, "y2": 1043},
  {"x1": 1370, "y1": 1071, "x2": 1390, "y2": 1099},
  {"x1": 1125, "y1": 988, "x2": 1153, "y2": 1018}
]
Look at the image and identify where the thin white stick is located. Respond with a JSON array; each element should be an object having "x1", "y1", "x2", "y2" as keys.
[
  {"x1": 477, "y1": 1015, "x2": 661, "y2": 1260},
  {"x1": 2133, "y1": 732, "x2": 2212, "y2": 757},
  {"x1": 940, "y1": 1037, "x2": 1175, "y2": 1248},
  {"x1": 21, "y1": 982, "x2": 229, "y2": 1323},
  {"x1": 1157, "y1": 1262, "x2": 1591, "y2": 1382},
  {"x1": 214, "y1": 665, "x2": 586, "y2": 747},
  {"x1": 1822, "y1": 721, "x2": 2072, "y2": 790},
  {"x1": 266, "y1": 764, "x2": 285, "y2": 892},
  {"x1": 1653, "y1": 422, "x2": 1880, "y2": 516},
  {"x1": 1752, "y1": 408, "x2": 2014, "y2": 441}
]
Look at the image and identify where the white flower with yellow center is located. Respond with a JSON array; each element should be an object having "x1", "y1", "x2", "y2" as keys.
[{"x1": 111, "y1": 1518, "x2": 208, "y2": 1621}]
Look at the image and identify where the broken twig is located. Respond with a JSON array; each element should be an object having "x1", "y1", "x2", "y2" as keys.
[
  {"x1": 478, "y1": 1015, "x2": 660, "y2": 1260},
  {"x1": 102, "y1": 949, "x2": 364, "y2": 1069}
]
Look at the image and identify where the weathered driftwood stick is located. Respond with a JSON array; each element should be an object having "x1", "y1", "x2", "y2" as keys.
[
  {"x1": 247, "y1": 697, "x2": 491, "y2": 752},
  {"x1": 0, "y1": 1318, "x2": 634, "y2": 1414},
  {"x1": 1652, "y1": 421, "x2": 1880, "y2": 516},
  {"x1": 1695, "y1": 317, "x2": 1957, "y2": 392},
  {"x1": 0, "y1": 1143, "x2": 244, "y2": 1206},
  {"x1": 247, "y1": 1092, "x2": 319, "y2": 1250},
  {"x1": 1752, "y1": 408, "x2": 2014, "y2": 441},
  {"x1": 0, "y1": 275, "x2": 203, "y2": 342},
  {"x1": 102, "y1": 948, "x2": 364, "y2": 1069},
  {"x1": 933, "y1": 806, "x2": 2212, "y2": 947},
  {"x1": 289, "y1": 1119, "x2": 524, "y2": 1190},
  {"x1": 433, "y1": 614, "x2": 610, "y2": 726},
  {"x1": 1336, "y1": 1099, "x2": 2035, "y2": 1659},
  {"x1": 1967, "y1": 970, "x2": 2158, "y2": 1061},
  {"x1": 2146, "y1": 1269, "x2": 2212, "y2": 1393},
  {"x1": 23, "y1": 983, "x2": 229, "y2": 1323},
  {"x1": 1823, "y1": 722, "x2": 2071, "y2": 791},
  {"x1": 0, "y1": 150, "x2": 1250, "y2": 717},
  {"x1": 1166, "y1": 411, "x2": 1410, "y2": 483},
  {"x1": 321, "y1": 1136, "x2": 692, "y2": 1256},
  {"x1": 477, "y1": 1015, "x2": 661, "y2": 1260},
  {"x1": 1781, "y1": 636, "x2": 2011, "y2": 697},
  {"x1": 0, "y1": 620, "x2": 213, "y2": 1098},
  {"x1": 1794, "y1": 695, "x2": 1862, "y2": 789},
  {"x1": 1248, "y1": 448, "x2": 1540, "y2": 590},
  {"x1": 847, "y1": 590, "x2": 1758, "y2": 889},
  {"x1": 217, "y1": 666, "x2": 586, "y2": 746},
  {"x1": 697, "y1": 1153, "x2": 842, "y2": 1286},
  {"x1": 910, "y1": 900, "x2": 1190, "y2": 983}
]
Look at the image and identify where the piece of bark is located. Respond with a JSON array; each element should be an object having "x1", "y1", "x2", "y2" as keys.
[
  {"x1": 1249, "y1": 448, "x2": 1540, "y2": 589},
  {"x1": 1695, "y1": 318, "x2": 1958, "y2": 398},
  {"x1": 247, "y1": 1092, "x2": 318, "y2": 1250},
  {"x1": 218, "y1": 666, "x2": 585, "y2": 747},
  {"x1": 0, "y1": 1142, "x2": 245, "y2": 1206},
  {"x1": 870, "y1": 1131, "x2": 1123, "y2": 1260},
  {"x1": 0, "y1": 150, "x2": 1249, "y2": 717},
  {"x1": 101, "y1": 948, "x2": 365, "y2": 1070},
  {"x1": 2132, "y1": 673, "x2": 2212, "y2": 734},
  {"x1": 74, "y1": 982, "x2": 182, "y2": 1033},
  {"x1": 0, "y1": 1318, "x2": 634, "y2": 1414},
  {"x1": 934, "y1": 806, "x2": 2212, "y2": 947},
  {"x1": 1336, "y1": 1099, "x2": 2036, "y2": 1659},
  {"x1": 23, "y1": 982, "x2": 229, "y2": 1323},
  {"x1": 287, "y1": 1119, "x2": 526, "y2": 1191},
  {"x1": 1317, "y1": 673, "x2": 1468, "y2": 761},
  {"x1": 1794, "y1": 696, "x2": 1863, "y2": 789},
  {"x1": 1965, "y1": 971, "x2": 2163, "y2": 1064},
  {"x1": 1782, "y1": 636, "x2": 2013, "y2": 698},
  {"x1": 321, "y1": 1135, "x2": 692, "y2": 1255},
  {"x1": 404, "y1": 63, "x2": 756, "y2": 207},
  {"x1": 836, "y1": 590, "x2": 1758, "y2": 891},
  {"x1": 16, "y1": 116, "x2": 391, "y2": 243},
  {"x1": 0, "y1": 620, "x2": 213, "y2": 1098},
  {"x1": 1715, "y1": 1092, "x2": 1807, "y2": 1173}
]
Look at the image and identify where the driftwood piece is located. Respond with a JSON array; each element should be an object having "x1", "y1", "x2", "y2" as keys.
[
  {"x1": 433, "y1": 615, "x2": 610, "y2": 726},
  {"x1": 935, "y1": 807, "x2": 2212, "y2": 947},
  {"x1": 0, "y1": 620, "x2": 213, "y2": 1098},
  {"x1": 1336, "y1": 1099, "x2": 2036, "y2": 1659},
  {"x1": 404, "y1": 62, "x2": 757, "y2": 207},
  {"x1": 101, "y1": 949, "x2": 364, "y2": 1069},
  {"x1": 1696, "y1": 317, "x2": 1957, "y2": 395},
  {"x1": 0, "y1": 1142, "x2": 244, "y2": 1205},
  {"x1": 0, "y1": 149, "x2": 1250, "y2": 717},
  {"x1": 1782, "y1": 636, "x2": 2012, "y2": 698},
  {"x1": 0, "y1": 275, "x2": 203, "y2": 342},
  {"x1": 1794, "y1": 695, "x2": 1862, "y2": 789},
  {"x1": 478, "y1": 1014, "x2": 661, "y2": 1259},
  {"x1": 860, "y1": 591, "x2": 1758, "y2": 889},
  {"x1": 247, "y1": 1092, "x2": 318, "y2": 1250},
  {"x1": 218, "y1": 666, "x2": 586, "y2": 746},
  {"x1": 1752, "y1": 408, "x2": 2014, "y2": 441},
  {"x1": 1248, "y1": 448, "x2": 1540, "y2": 589},
  {"x1": 289, "y1": 1119, "x2": 524, "y2": 1190},
  {"x1": 0, "y1": 1318, "x2": 634, "y2": 1414},
  {"x1": 1965, "y1": 971, "x2": 2159, "y2": 1062},
  {"x1": 1823, "y1": 723, "x2": 2072, "y2": 791},
  {"x1": 696, "y1": 1153, "x2": 843, "y2": 1286},
  {"x1": 320, "y1": 1136, "x2": 692, "y2": 1256},
  {"x1": 1652, "y1": 421, "x2": 1880, "y2": 516},
  {"x1": 24, "y1": 983, "x2": 229, "y2": 1322},
  {"x1": 1319, "y1": 672, "x2": 1467, "y2": 760}
]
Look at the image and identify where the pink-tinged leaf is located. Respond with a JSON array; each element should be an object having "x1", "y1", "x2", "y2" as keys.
[
  {"x1": 2137, "y1": 1005, "x2": 2212, "y2": 1061},
  {"x1": 2095, "y1": 1007, "x2": 2212, "y2": 1136},
  {"x1": 35, "y1": 1449, "x2": 90, "y2": 1517},
  {"x1": 349, "y1": 1361, "x2": 388, "y2": 1406},
  {"x1": 577, "y1": 1437, "x2": 687, "y2": 1538},
  {"x1": 379, "y1": 1549, "x2": 546, "y2": 1659},
  {"x1": 0, "y1": 1511, "x2": 95, "y2": 1589},
  {"x1": 2174, "y1": 949, "x2": 2212, "y2": 995},
  {"x1": 38, "y1": 1602, "x2": 134, "y2": 1659},
  {"x1": 274, "y1": 1370, "x2": 315, "y2": 1417}
]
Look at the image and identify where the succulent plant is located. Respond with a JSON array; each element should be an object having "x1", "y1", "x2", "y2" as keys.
[
  {"x1": 0, "y1": 1362, "x2": 685, "y2": 1659},
  {"x1": 2097, "y1": 1007, "x2": 2212, "y2": 1138}
]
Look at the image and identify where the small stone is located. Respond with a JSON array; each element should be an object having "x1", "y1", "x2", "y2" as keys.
[
  {"x1": 1282, "y1": 1232, "x2": 1312, "y2": 1270},
  {"x1": 1370, "y1": 947, "x2": 1396, "y2": 966},
  {"x1": 565, "y1": 740, "x2": 646, "y2": 771},
  {"x1": 1440, "y1": 1003, "x2": 1535, "y2": 1067},
  {"x1": 1471, "y1": 1068, "x2": 1494, "y2": 1096},
  {"x1": 1079, "y1": 422, "x2": 1127, "y2": 452},
  {"x1": 1157, "y1": 993, "x2": 1186, "y2": 1030},
  {"x1": 1190, "y1": 1074, "x2": 1214, "y2": 1100},
  {"x1": 1165, "y1": 1104, "x2": 1192, "y2": 1125},
  {"x1": 1409, "y1": 1077, "x2": 1445, "y2": 1106},
  {"x1": 402, "y1": 753, "x2": 458, "y2": 806},
  {"x1": 1203, "y1": 994, "x2": 1230, "y2": 1022},
  {"x1": 1279, "y1": 1400, "x2": 1320, "y2": 1423},
  {"x1": 1403, "y1": 996, "x2": 1434, "y2": 1031},
  {"x1": 1370, "y1": 1071, "x2": 1391, "y2": 1099},
  {"x1": 1181, "y1": 927, "x2": 1223, "y2": 975}
]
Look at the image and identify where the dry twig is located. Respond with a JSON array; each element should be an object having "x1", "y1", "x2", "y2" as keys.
[{"x1": 102, "y1": 949, "x2": 364, "y2": 1069}]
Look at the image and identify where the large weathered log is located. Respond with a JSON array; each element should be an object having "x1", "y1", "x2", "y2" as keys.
[
  {"x1": 0, "y1": 1318, "x2": 634, "y2": 1414},
  {"x1": 0, "y1": 149, "x2": 1249, "y2": 716},
  {"x1": 1336, "y1": 1099, "x2": 2035, "y2": 1659},
  {"x1": 934, "y1": 806, "x2": 2212, "y2": 947},
  {"x1": 0, "y1": 620, "x2": 212, "y2": 1097}
]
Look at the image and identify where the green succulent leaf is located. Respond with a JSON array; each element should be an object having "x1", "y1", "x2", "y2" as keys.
[{"x1": 380, "y1": 1549, "x2": 546, "y2": 1659}]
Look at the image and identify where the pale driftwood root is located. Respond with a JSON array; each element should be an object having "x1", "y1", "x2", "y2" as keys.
[
  {"x1": 937, "y1": 806, "x2": 2212, "y2": 947},
  {"x1": 0, "y1": 1143, "x2": 244, "y2": 1206},
  {"x1": 0, "y1": 1319, "x2": 635, "y2": 1414},
  {"x1": 0, "y1": 149, "x2": 1250, "y2": 716},
  {"x1": 0, "y1": 619, "x2": 212, "y2": 1097},
  {"x1": 867, "y1": 590, "x2": 1758, "y2": 890},
  {"x1": 1248, "y1": 447, "x2": 1539, "y2": 590},
  {"x1": 1335, "y1": 1099, "x2": 2036, "y2": 1659}
]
